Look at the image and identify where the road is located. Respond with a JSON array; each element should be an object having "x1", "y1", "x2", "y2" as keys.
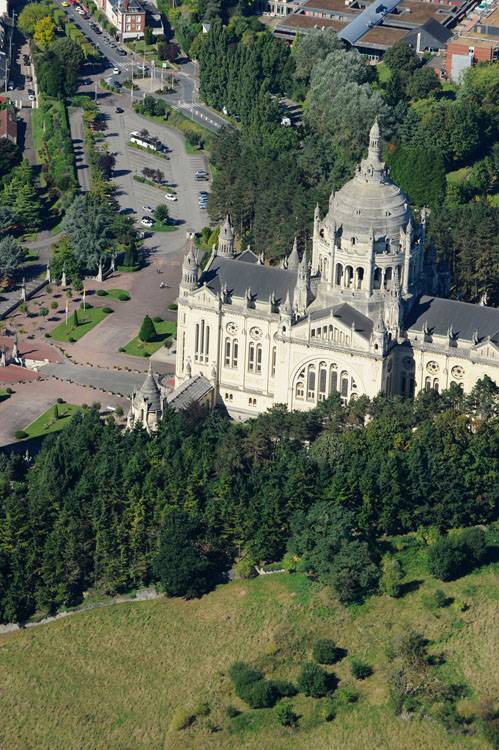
[
  {"x1": 53, "y1": 0, "x2": 230, "y2": 133},
  {"x1": 69, "y1": 108, "x2": 91, "y2": 192}
]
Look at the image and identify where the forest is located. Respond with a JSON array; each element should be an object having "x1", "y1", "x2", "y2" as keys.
[
  {"x1": 0, "y1": 378, "x2": 497, "y2": 623},
  {"x1": 197, "y1": 24, "x2": 499, "y2": 305}
]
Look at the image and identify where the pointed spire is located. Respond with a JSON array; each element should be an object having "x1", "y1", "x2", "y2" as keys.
[
  {"x1": 373, "y1": 313, "x2": 386, "y2": 334},
  {"x1": 181, "y1": 237, "x2": 199, "y2": 291},
  {"x1": 314, "y1": 203, "x2": 320, "y2": 221},
  {"x1": 368, "y1": 118, "x2": 381, "y2": 159},
  {"x1": 287, "y1": 237, "x2": 300, "y2": 272}
]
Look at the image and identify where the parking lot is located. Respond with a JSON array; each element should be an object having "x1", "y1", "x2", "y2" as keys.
[{"x1": 101, "y1": 103, "x2": 210, "y2": 245}]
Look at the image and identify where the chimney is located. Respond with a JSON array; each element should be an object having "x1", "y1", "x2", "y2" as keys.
[{"x1": 416, "y1": 31, "x2": 421, "y2": 54}]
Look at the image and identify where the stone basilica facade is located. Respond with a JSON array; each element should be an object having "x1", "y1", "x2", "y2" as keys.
[{"x1": 171, "y1": 121, "x2": 499, "y2": 420}]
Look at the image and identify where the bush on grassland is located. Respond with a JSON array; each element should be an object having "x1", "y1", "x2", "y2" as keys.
[
  {"x1": 297, "y1": 662, "x2": 331, "y2": 698},
  {"x1": 313, "y1": 639, "x2": 339, "y2": 665},
  {"x1": 169, "y1": 707, "x2": 194, "y2": 731}
]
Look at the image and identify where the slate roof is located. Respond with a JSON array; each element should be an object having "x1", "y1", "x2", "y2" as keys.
[
  {"x1": 306, "y1": 303, "x2": 374, "y2": 340},
  {"x1": 338, "y1": 0, "x2": 402, "y2": 45},
  {"x1": 167, "y1": 375, "x2": 213, "y2": 411},
  {"x1": 406, "y1": 296, "x2": 499, "y2": 343},
  {"x1": 138, "y1": 366, "x2": 162, "y2": 412},
  {"x1": 200, "y1": 255, "x2": 297, "y2": 303},
  {"x1": 403, "y1": 18, "x2": 452, "y2": 50}
]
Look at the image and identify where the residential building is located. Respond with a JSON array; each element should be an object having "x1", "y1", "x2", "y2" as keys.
[{"x1": 0, "y1": 105, "x2": 17, "y2": 142}]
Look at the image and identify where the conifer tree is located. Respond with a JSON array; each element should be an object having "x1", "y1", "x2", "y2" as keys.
[{"x1": 139, "y1": 315, "x2": 155, "y2": 342}]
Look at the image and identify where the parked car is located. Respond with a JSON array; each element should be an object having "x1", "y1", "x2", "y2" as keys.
[
  {"x1": 141, "y1": 217, "x2": 154, "y2": 227},
  {"x1": 115, "y1": 106, "x2": 123, "y2": 113},
  {"x1": 142, "y1": 204, "x2": 153, "y2": 213},
  {"x1": 165, "y1": 193, "x2": 177, "y2": 202},
  {"x1": 112, "y1": 67, "x2": 120, "y2": 75},
  {"x1": 28, "y1": 93, "x2": 36, "y2": 101},
  {"x1": 7, "y1": 81, "x2": 14, "y2": 91},
  {"x1": 195, "y1": 169, "x2": 208, "y2": 178}
]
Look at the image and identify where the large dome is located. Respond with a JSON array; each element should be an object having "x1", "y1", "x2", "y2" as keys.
[{"x1": 329, "y1": 121, "x2": 411, "y2": 243}]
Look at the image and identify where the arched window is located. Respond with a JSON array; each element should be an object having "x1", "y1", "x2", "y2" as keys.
[
  {"x1": 307, "y1": 364, "x2": 316, "y2": 401},
  {"x1": 356, "y1": 267, "x2": 364, "y2": 290},
  {"x1": 195, "y1": 319, "x2": 210, "y2": 363},
  {"x1": 232, "y1": 340, "x2": 239, "y2": 368},
  {"x1": 224, "y1": 338, "x2": 231, "y2": 367},
  {"x1": 248, "y1": 342, "x2": 255, "y2": 372},
  {"x1": 319, "y1": 361, "x2": 327, "y2": 400},
  {"x1": 256, "y1": 344, "x2": 262, "y2": 374},
  {"x1": 335, "y1": 263, "x2": 343, "y2": 286},
  {"x1": 433, "y1": 378, "x2": 439, "y2": 393},
  {"x1": 330, "y1": 364, "x2": 338, "y2": 393},
  {"x1": 373, "y1": 267, "x2": 381, "y2": 290},
  {"x1": 340, "y1": 371, "x2": 349, "y2": 402},
  {"x1": 425, "y1": 376, "x2": 431, "y2": 392},
  {"x1": 271, "y1": 346, "x2": 276, "y2": 377},
  {"x1": 345, "y1": 265, "x2": 354, "y2": 288},
  {"x1": 295, "y1": 369, "x2": 305, "y2": 399}
]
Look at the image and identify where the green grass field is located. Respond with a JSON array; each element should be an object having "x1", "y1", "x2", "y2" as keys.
[
  {"x1": 49, "y1": 307, "x2": 111, "y2": 342},
  {"x1": 97, "y1": 289, "x2": 131, "y2": 301},
  {"x1": 122, "y1": 320, "x2": 176, "y2": 357},
  {"x1": 23, "y1": 403, "x2": 81, "y2": 438},
  {"x1": 153, "y1": 222, "x2": 177, "y2": 233},
  {"x1": 0, "y1": 545, "x2": 496, "y2": 750}
]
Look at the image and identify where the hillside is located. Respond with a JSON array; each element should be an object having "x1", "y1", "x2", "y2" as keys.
[{"x1": 1, "y1": 536, "x2": 497, "y2": 750}]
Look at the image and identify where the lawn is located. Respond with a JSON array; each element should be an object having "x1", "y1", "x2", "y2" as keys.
[
  {"x1": 23, "y1": 403, "x2": 81, "y2": 438},
  {"x1": 96, "y1": 288, "x2": 131, "y2": 301},
  {"x1": 376, "y1": 62, "x2": 391, "y2": 84},
  {"x1": 48, "y1": 306, "x2": 111, "y2": 342},
  {"x1": 122, "y1": 319, "x2": 176, "y2": 357},
  {"x1": 153, "y1": 222, "x2": 177, "y2": 233},
  {"x1": 0, "y1": 550, "x2": 496, "y2": 750}
]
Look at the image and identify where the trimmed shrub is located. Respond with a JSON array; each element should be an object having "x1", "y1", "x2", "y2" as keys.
[
  {"x1": 169, "y1": 707, "x2": 194, "y2": 731},
  {"x1": 15, "y1": 430, "x2": 28, "y2": 440},
  {"x1": 313, "y1": 639, "x2": 339, "y2": 665},
  {"x1": 350, "y1": 659, "x2": 373, "y2": 680},
  {"x1": 115, "y1": 406, "x2": 124, "y2": 417},
  {"x1": 80, "y1": 302, "x2": 93, "y2": 309},
  {"x1": 380, "y1": 556, "x2": 404, "y2": 598},
  {"x1": 297, "y1": 663, "x2": 330, "y2": 698},
  {"x1": 226, "y1": 705, "x2": 240, "y2": 718},
  {"x1": 97, "y1": 289, "x2": 107, "y2": 296},
  {"x1": 139, "y1": 314, "x2": 156, "y2": 342},
  {"x1": 68, "y1": 336, "x2": 76, "y2": 342},
  {"x1": 45, "y1": 332, "x2": 51, "y2": 338},
  {"x1": 275, "y1": 702, "x2": 298, "y2": 727},
  {"x1": 102, "y1": 307, "x2": 113, "y2": 313},
  {"x1": 195, "y1": 701, "x2": 210, "y2": 717},
  {"x1": 336, "y1": 686, "x2": 360, "y2": 705},
  {"x1": 168, "y1": 303, "x2": 178, "y2": 310},
  {"x1": 153, "y1": 316, "x2": 163, "y2": 323},
  {"x1": 117, "y1": 291, "x2": 130, "y2": 301},
  {"x1": 56, "y1": 397, "x2": 65, "y2": 404},
  {"x1": 5, "y1": 387, "x2": 13, "y2": 394}
]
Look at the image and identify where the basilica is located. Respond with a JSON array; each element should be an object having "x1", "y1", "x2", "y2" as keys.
[{"x1": 131, "y1": 121, "x2": 499, "y2": 427}]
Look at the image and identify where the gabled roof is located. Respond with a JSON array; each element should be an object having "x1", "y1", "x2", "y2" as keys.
[
  {"x1": 200, "y1": 254, "x2": 296, "y2": 302},
  {"x1": 304, "y1": 303, "x2": 374, "y2": 340},
  {"x1": 167, "y1": 375, "x2": 213, "y2": 411},
  {"x1": 406, "y1": 295, "x2": 499, "y2": 343},
  {"x1": 404, "y1": 18, "x2": 452, "y2": 50}
]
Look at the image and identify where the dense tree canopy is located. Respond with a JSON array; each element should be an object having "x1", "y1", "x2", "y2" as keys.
[{"x1": 0, "y1": 379, "x2": 497, "y2": 622}]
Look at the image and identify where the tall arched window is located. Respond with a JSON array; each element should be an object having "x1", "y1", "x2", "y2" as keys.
[
  {"x1": 425, "y1": 376, "x2": 431, "y2": 392},
  {"x1": 271, "y1": 346, "x2": 276, "y2": 377},
  {"x1": 232, "y1": 340, "x2": 239, "y2": 368},
  {"x1": 248, "y1": 342, "x2": 255, "y2": 372},
  {"x1": 345, "y1": 266, "x2": 354, "y2": 288},
  {"x1": 384, "y1": 267, "x2": 392, "y2": 290},
  {"x1": 224, "y1": 338, "x2": 231, "y2": 367},
  {"x1": 356, "y1": 267, "x2": 364, "y2": 290},
  {"x1": 307, "y1": 364, "x2": 316, "y2": 401},
  {"x1": 373, "y1": 267, "x2": 381, "y2": 290},
  {"x1": 195, "y1": 320, "x2": 210, "y2": 363},
  {"x1": 340, "y1": 371, "x2": 349, "y2": 402},
  {"x1": 318, "y1": 362, "x2": 327, "y2": 401},
  {"x1": 295, "y1": 368, "x2": 305, "y2": 400},
  {"x1": 335, "y1": 263, "x2": 343, "y2": 286},
  {"x1": 330, "y1": 364, "x2": 338, "y2": 393},
  {"x1": 256, "y1": 344, "x2": 262, "y2": 374}
]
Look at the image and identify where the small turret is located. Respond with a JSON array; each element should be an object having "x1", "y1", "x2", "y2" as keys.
[
  {"x1": 180, "y1": 239, "x2": 199, "y2": 292},
  {"x1": 295, "y1": 251, "x2": 311, "y2": 315},
  {"x1": 370, "y1": 313, "x2": 387, "y2": 355},
  {"x1": 218, "y1": 214, "x2": 234, "y2": 257}
]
